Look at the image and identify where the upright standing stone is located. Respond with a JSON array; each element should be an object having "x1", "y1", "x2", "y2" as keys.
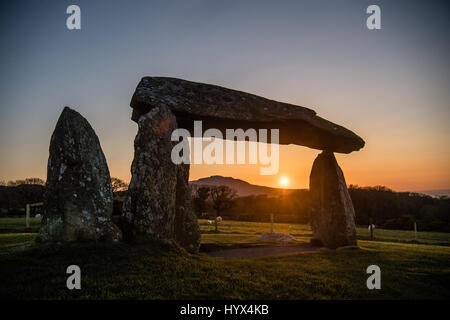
[
  {"x1": 122, "y1": 105, "x2": 201, "y2": 252},
  {"x1": 122, "y1": 106, "x2": 178, "y2": 243},
  {"x1": 309, "y1": 151, "x2": 357, "y2": 248},
  {"x1": 39, "y1": 107, "x2": 122, "y2": 242}
]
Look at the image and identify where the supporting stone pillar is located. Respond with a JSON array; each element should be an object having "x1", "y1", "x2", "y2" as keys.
[
  {"x1": 309, "y1": 150, "x2": 357, "y2": 248},
  {"x1": 122, "y1": 106, "x2": 201, "y2": 252},
  {"x1": 174, "y1": 164, "x2": 201, "y2": 253},
  {"x1": 122, "y1": 106, "x2": 178, "y2": 242}
]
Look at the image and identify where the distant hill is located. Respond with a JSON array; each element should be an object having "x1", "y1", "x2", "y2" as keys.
[
  {"x1": 416, "y1": 189, "x2": 450, "y2": 198},
  {"x1": 189, "y1": 175, "x2": 302, "y2": 197}
]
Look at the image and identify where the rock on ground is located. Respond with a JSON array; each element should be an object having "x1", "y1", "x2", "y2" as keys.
[
  {"x1": 39, "y1": 107, "x2": 122, "y2": 242},
  {"x1": 258, "y1": 232, "x2": 296, "y2": 244},
  {"x1": 309, "y1": 151, "x2": 357, "y2": 249}
]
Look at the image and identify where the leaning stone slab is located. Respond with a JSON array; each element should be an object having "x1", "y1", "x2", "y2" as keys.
[
  {"x1": 309, "y1": 151, "x2": 357, "y2": 249},
  {"x1": 130, "y1": 77, "x2": 365, "y2": 153},
  {"x1": 39, "y1": 107, "x2": 122, "y2": 242}
]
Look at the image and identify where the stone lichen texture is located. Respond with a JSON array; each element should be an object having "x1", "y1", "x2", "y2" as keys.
[
  {"x1": 39, "y1": 107, "x2": 122, "y2": 242},
  {"x1": 174, "y1": 164, "x2": 201, "y2": 253},
  {"x1": 309, "y1": 151, "x2": 357, "y2": 249},
  {"x1": 122, "y1": 106, "x2": 201, "y2": 252}
]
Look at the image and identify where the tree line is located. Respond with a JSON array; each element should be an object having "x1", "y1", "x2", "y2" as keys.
[
  {"x1": 192, "y1": 185, "x2": 449, "y2": 232},
  {"x1": 0, "y1": 178, "x2": 448, "y2": 232},
  {"x1": 0, "y1": 178, "x2": 45, "y2": 187}
]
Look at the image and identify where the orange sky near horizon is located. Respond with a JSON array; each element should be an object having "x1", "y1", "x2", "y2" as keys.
[
  {"x1": 186, "y1": 139, "x2": 450, "y2": 192},
  {"x1": 2, "y1": 127, "x2": 448, "y2": 192},
  {"x1": 1, "y1": 75, "x2": 449, "y2": 192}
]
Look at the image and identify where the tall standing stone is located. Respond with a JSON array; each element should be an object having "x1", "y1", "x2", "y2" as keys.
[
  {"x1": 122, "y1": 106, "x2": 201, "y2": 252},
  {"x1": 39, "y1": 107, "x2": 122, "y2": 242},
  {"x1": 309, "y1": 151, "x2": 357, "y2": 248},
  {"x1": 122, "y1": 106, "x2": 178, "y2": 243}
]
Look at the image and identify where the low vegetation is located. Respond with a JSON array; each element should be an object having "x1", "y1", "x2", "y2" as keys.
[{"x1": 0, "y1": 217, "x2": 449, "y2": 299}]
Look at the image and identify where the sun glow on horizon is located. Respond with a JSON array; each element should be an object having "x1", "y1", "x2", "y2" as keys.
[{"x1": 280, "y1": 176, "x2": 289, "y2": 187}]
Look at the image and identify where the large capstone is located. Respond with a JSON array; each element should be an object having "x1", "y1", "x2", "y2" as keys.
[
  {"x1": 309, "y1": 151, "x2": 357, "y2": 248},
  {"x1": 39, "y1": 107, "x2": 122, "y2": 242},
  {"x1": 122, "y1": 106, "x2": 201, "y2": 252},
  {"x1": 130, "y1": 77, "x2": 365, "y2": 153}
]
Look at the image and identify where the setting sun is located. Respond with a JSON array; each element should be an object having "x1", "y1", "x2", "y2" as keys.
[{"x1": 280, "y1": 177, "x2": 289, "y2": 187}]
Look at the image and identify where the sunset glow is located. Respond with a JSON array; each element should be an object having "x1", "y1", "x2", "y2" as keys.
[
  {"x1": 280, "y1": 177, "x2": 289, "y2": 187},
  {"x1": 0, "y1": 1, "x2": 448, "y2": 193}
]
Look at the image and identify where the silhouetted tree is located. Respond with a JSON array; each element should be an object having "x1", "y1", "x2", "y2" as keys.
[
  {"x1": 192, "y1": 186, "x2": 211, "y2": 217},
  {"x1": 7, "y1": 178, "x2": 45, "y2": 186},
  {"x1": 111, "y1": 177, "x2": 128, "y2": 193}
]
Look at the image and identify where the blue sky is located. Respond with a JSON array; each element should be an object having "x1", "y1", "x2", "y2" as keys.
[{"x1": 0, "y1": 0, "x2": 449, "y2": 190}]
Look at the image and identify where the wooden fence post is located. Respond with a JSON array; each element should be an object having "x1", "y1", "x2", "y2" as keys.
[
  {"x1": 25, "y1": 204, "x2": 30, "y2": 229},
  {"x1": 414, "y1": 221, "x2": 417, "y2": 241},
  {"x1": 270, "y1": 213, "x2": 274, "y2": 233}
]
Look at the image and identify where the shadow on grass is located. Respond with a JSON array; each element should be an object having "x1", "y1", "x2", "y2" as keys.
[{"x1": 357, "y1": 235, "x2": 450, "y2": 247}]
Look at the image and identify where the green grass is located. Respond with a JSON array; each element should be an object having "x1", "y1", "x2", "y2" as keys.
[
  {"x1": 0, "y1": 217, "x2": 449, "y2": 299},
  {"x1": 0, "y1": 217, "x2": 41, "y2": 233},
  {"x1": 199, "y1": 219, "x2": 450, "y2": 246},
  {"x1": 0, "y1": 217, "x2": 41, "y2": 248}
]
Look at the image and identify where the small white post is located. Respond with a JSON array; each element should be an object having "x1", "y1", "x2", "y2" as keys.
[
  {"x1": 25, "y1": 204, "x2": 30, "y2": 228},
  {"x1": 270, "y1": 213, "x2": 274, "y2": 233}
]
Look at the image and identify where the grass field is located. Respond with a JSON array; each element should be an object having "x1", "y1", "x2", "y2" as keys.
[{"x1": 0, "y1": 217, "x2": 449, "y2": 299}]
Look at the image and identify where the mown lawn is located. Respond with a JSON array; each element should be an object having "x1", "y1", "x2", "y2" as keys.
[
  {"x1": 0, "y1": 217, "x2": 449, "y2": 299},
  {"x1": 199, "y1": 219, "x2": 450, "y2": 246}
]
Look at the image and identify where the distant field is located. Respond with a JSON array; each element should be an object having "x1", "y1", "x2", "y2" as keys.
[
  {"x1": 0, "y1": 217, "x2": 41, "y2": 248},
  {"x1": 199, "y1": 219, "x2": 449, "y2": 246},
  {"x1": 2, "y1": 217, "x2": 448, "y2": 248},
  {"x1": 0, "y1": 217, "x2": 449, "y2": 299}
]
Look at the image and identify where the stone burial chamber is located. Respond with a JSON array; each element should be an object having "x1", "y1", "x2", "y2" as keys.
[
  {"x1": 39, "y1": 78, "x2": 364, "y2": 251},
  {"x1": 124, "y1": 77, "x2": 365, "y2": 250}
]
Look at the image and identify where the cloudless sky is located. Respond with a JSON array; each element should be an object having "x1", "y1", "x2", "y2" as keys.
[{"x1": 0, "y1": 0, "x2": 449, "y2": 191}]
